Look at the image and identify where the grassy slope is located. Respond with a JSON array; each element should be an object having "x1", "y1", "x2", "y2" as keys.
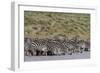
[{"x1": 24, "y1": 11, "x2": 90, "y2": 40}]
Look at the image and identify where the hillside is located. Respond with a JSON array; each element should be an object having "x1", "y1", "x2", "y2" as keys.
[{"x1": 24, "y1": 11, "x2": 90, "y2": 41}]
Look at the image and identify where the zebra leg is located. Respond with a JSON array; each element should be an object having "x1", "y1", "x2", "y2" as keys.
[
  {"x1": 80, "y1": 47, "x2": 83, "y2": 53},
  {"x1": 84, "y1": 48, "x2": 88, "y2": 52},
  {"x1": 47, "y1": 50, "x2": 52, "y2": 56},
  {"x1": 36, "y1": 50, "x2": 40, "y2": 56},
  {"x1": 28, "y1": 49, "x2": 33, "y2": 56},
  {"x1": 24, "y1": 50, "x2": 27, "y2": 56},
  {"x1": 25, "y1": 49, "x2": 31, "y2": 56},
  {"x1": 68, "y1": 49, "x2": 72, "y2": 55}
]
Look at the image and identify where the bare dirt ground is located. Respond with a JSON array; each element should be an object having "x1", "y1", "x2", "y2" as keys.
[{"x1": 24, "y1": 52, "x2": 90, "y2": 62}]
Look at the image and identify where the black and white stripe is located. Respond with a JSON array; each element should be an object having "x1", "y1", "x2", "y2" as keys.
[
  {"x1": 24, "y1": 38, "x2": 90, "y2": 56},
  {"x1": 31, "y1": 39, "x2": 48, "y2": 56}
]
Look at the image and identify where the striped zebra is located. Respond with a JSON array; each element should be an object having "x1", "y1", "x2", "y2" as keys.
[
  {"x1": 59, "y1": 39, "x2": 69, "y2": 54},
  {"x1": 31, "y1": 39, "x2": 48, "y2": 56},
  {"x1": 67, "y1": 42, "x2": 75, "y2": 55},
  {"x1": 46, "y1": 39, "x2": 65, "y2": 56},
  {"x1": 62, "y1": 38, "x2": 80, "y2": 55},
  {"x1": 77, "y1": 40, "x2": 90, "y2": 53},
  {"x1": 66, "y1": 38, "x2": 85, "y2": 54},
  {"x1": 24, "y1": 38, "x2": 33, "y2": 56}
]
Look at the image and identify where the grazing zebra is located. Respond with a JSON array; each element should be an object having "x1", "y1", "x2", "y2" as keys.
[
  {"x1": 60, "y1": 39, "x2": 69, "y2": 54},
  {"x1": 24, "y1": 38, "x2": 33, "y2": 56},
  {"x1": 67, "y1": 42, "x2": 75, "y2": 55},
  {"x1": 67, "y1": 38, "x2": 84, "y2": 54},
  {"x1": 24, "y1": 38, "x2": 90, "y2": 56},
  {"x1": 31, "y1": 39, "x2": 48, "y2": 56},
  {"x1": 83, "y1": 41, "x2": 90, "y2": 52},
  {"x1": 76, "y1": 40, "x2": 90, "y2": 53},
  {"x1": 46, "y1": 39, "x2": 65, "y2": 56}
]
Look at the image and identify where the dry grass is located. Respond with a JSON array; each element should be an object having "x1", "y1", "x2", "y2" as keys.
[{"x1": 24, "y1": 11, "x2": 90, "y2": 41}]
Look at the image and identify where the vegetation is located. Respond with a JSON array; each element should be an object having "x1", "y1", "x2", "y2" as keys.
[{"x1": 24, "y1": 11, "x2": 90, "y2": 41}]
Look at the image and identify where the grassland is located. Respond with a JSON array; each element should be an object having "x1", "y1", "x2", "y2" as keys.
[{"x1": 24, "y1": 11, "x2": 90, "y2": 41}]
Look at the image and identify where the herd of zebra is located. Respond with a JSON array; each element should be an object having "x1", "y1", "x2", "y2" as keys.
[{"x1": 24, "y1": 38, "x2": 90, "y2": 56}]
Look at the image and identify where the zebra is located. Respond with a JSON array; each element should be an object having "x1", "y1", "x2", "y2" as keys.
[
  {"x1": 66, "y1": 38, "x2": 85, "y2": 54},
  {"x1": 79, "y1": 40, "x2": 90, "y2": 52},
  {"x1": 76, "y1": 40, "x2": 90, "y2": 53},
  {"x1": 67, "y1": 42, "x2": 75, "y2": 55},
  {"x1": 24, "y1": 38, "x2": 90, "y2": 56},
  {"x1": 24, "y1": 38, "x2": 33, "y2": 56},
  {"x1": 46, "y1": 39, "x2": 65, "y2": 56},
  {"x1": 31, "y1": 39, "x2": 48, "y2": 56},
  {"x1": 55, "y1": 39, "x2": 69, "y2": 54},
  {"x1": 82, "y1": 41, "x2": 90, "y2": 52}
]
